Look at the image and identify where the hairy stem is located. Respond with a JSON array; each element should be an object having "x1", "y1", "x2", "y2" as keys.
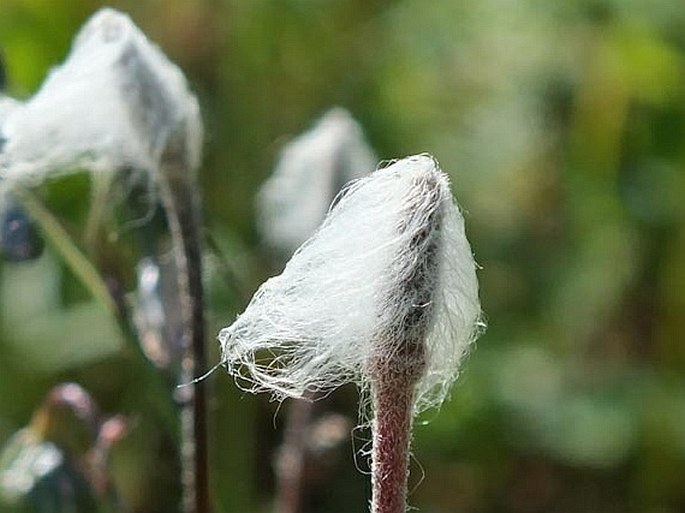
[
  {"x1": 158, "y1": 135, "x2": 209, "y2": 513},
  {"x1": 371, "y1": 379, "x2": 414, "y2": 513},
  {"x1": 367, "y1": 170, "x2": 443, "y2": 513}
]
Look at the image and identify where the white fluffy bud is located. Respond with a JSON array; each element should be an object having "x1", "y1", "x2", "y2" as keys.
[
  {"x1": 219, "y1": 154, "x2": 482, "y2": 415},
  {"x1": 0, "y1": 8, "x2": 201, "y2": 185}
]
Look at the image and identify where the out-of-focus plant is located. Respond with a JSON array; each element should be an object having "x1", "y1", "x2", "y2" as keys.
[
  {"x1": 258, "y1": 107, "x2": 376, "y2": 258},
  {"x1": 0, "y1": 8, "x2": 207, "y2": 513},
  {"x1": 0, "y1": 383, "x2": 127, "y2": 513}
]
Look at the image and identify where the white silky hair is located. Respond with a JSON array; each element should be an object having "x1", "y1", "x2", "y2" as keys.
[
  {"x1": 257, "y1": 107, "x2": 376, "y2": 256},
  {"x1": 0, "y1": 95, "x2": 20, "y2": 124},
  {"x1": 0, "y1": 8, "x2": 201, "y2": 187},
  {"x1": 219, "y1": 154, "x2": 482, "y2": 417}
]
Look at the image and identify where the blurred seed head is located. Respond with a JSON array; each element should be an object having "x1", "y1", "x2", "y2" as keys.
[
  {"x1": 258, "y1": 107, "x2": 376, "y2": 258},
  {"x1": 0, "y1": 8, "x2": 202, "y2": 189}
]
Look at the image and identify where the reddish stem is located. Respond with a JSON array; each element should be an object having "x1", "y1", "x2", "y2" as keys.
[
  {"x1": 159, "y1": 137, "x2": 209, "y2": 513},
  {"x1": 371, "y1": 380, "x2": 414, "y2": 513},
  {"x1": 274, "y1": 398, "x2": 315, "y2": 513}
]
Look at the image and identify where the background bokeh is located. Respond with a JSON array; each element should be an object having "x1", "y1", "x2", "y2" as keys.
[{"x1": 2, "y1": 0, "x2": 685, "y2": 512}]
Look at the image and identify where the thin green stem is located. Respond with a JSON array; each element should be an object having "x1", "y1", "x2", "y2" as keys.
[
  {"x1": 16, "y1": 186, "x2": 179, "y2": 436},
  {"x1": 16, "y1": 188, "x2": 115, "y2": 315}
]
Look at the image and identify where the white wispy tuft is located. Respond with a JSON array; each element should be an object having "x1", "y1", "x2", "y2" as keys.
[{"x1": 219, "y1": 154, "x2": 483, "y2": 416}]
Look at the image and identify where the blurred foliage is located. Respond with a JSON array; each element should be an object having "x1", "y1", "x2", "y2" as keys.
[
  {"x1": 0, "y1": 384, "x2": 126, "y2": 513},
  {"x1": 1, "y1": 0, "x2": 685, "y2": 512}
]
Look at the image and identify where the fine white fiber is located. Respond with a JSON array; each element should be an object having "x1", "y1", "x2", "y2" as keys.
[
  {"x1": 219, "y1": 154, "x2": 483, "y2": 416},
  {"x1": 257, "y1": 107, "x2": 376, "y2": 256},
  {"x1": 0, "y1": 8, "x2": 202, "y2": 188}
]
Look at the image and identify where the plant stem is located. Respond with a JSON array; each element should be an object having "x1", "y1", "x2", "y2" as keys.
[
  {"x1": 17, "y1": 187, "x2": 179, "y2": 435},
  {"x1": 274, "y1": 397, "x2": 315, "y2": 513},
  {"x1": 371, "y1": 379, "x2": 414, "y2": 513},
  {"x1": 158, "y1": 135, "x2": 209, "y2": 513},
  {"x1": 368, "y1": 170, "x2": 441, "y2": 513},
  {"x1": 16, "y1": 189, "x2": 116, "y2": 315}
]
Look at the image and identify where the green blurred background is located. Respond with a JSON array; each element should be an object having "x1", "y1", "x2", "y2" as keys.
[{"x1": 2, "y1": 0, "x2": 685, "y2": 512}]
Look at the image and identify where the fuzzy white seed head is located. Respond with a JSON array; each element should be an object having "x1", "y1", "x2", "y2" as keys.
[
  {"x1": 219, "y1": 154, "x2": 482, "y2": 416},
  {"x1": 257, "y1": 107, "x2": 376, "y2": 256},
  {"x1": 0, "y1": 95, "x2": 20, "y2": 125},
  {"x1": 0, "y1": 8, "x2": 201, "y2": 187}
]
